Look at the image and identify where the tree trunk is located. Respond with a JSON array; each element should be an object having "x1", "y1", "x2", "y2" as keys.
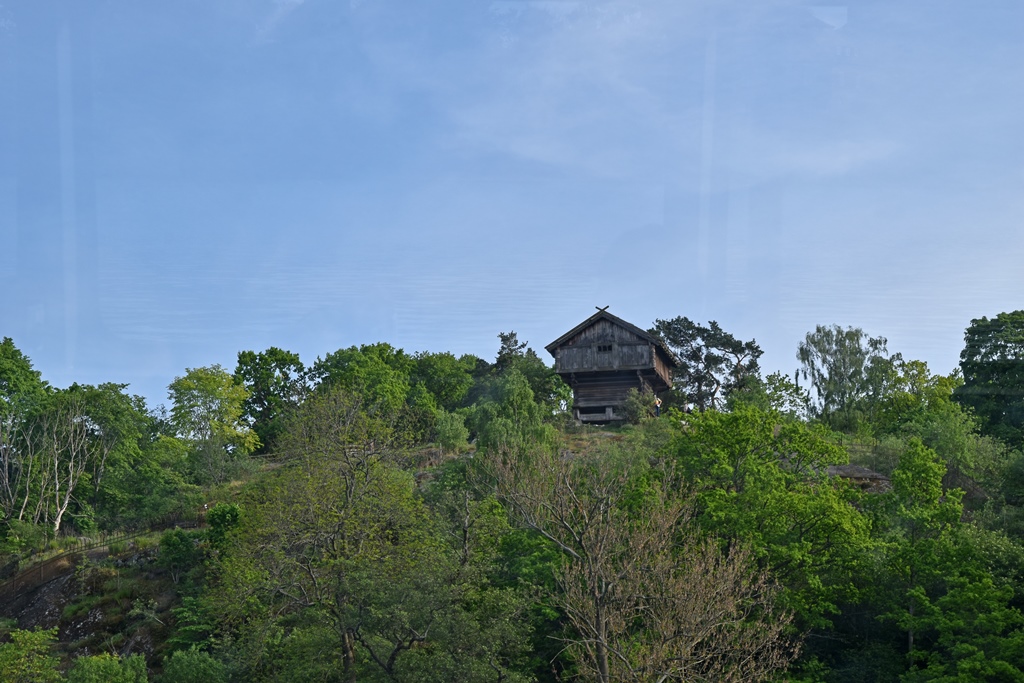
[
  {"x1": 342, "y1": 630, "x2": 357, "y2": 683},
  {"x1": 907, "y1": 601, "x2": 914, "y2": 655}
]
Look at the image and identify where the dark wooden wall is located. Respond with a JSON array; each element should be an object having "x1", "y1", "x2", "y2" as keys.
[
  {"x1": 556, "y1": 343, "x2": 653, "y2": 373},
  {"x1": 572, "y1": 372, "x2": 650, "y2": 408},
  {"x1": 552, "y1": 318, "x2": 673, "y2": 390},
  {"x1": 548, "y1": 313, "x2": 679, "y2": 421}
]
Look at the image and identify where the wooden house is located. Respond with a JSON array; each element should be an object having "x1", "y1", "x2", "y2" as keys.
[{"x1": 546, "y1": 309, "x2": 679, "y2": 423}]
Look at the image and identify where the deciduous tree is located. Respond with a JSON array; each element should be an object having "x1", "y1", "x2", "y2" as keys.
[
  {"x1": 491, "y1": 440, "x2": 795, "y2": 682},
  {"x1": 954, "y1": 311, "x2": 1024, "y2": 448},
  {"x1": 211, "y1": 388, "x2": 533, "y2": 683},
  {"x1": 797, "y1": 325, "x2": 901, "y2": 431},
  {"x1": 0, "y1": 628, "x2": 62, "y2": 683},
  {"x1": 234, "y1": 347, "x2": 306, "y2": 453},
  {"x1": 168, "y1": 365, "x2": 257, "y2": 483},
  {"x1": 669, "y1": 405, "x2": 870, "y2": 630}
]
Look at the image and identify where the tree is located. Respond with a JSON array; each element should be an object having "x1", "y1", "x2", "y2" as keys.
[
  {"x1": 62, "y1": 383, "x2": 148, "y2": 522},
  {"x1": 901, "y1": 574, "x2": 1024, "y2": 682},
  {"x1": 234, "y1": 347, "x2": 306, "y2": 453},
  {"x1": 954, "y1": 311, "x2": 1024, "y2": 448},
  {"x1": 167, "y1": 365, "x2": 257, "y2": 483},
  {"x1": 730, "y1": 371, "x2": 809, "y2": 419},
  {"x1": 434, "y1": 409, "x2": 469, "y2": 455},
  {"x1": 159, "y1": 528, "x2": 203, "y2": 584},
  {"x1": 37, "y1": 390, "x2": 93, "y2": 534},
  {"x1": 0, "y1": 338, "x2": 48, "y2": 413},
  {"x1": 310, "y1": 343, "x2": 413, "y2": 416},
  {"x1": 102, "y1": 434, "x2": 200, "y2": 526},
  {"x1": 411, "y1": 351, "x2": 476, "y2": 412},
  {"x1": 874, "y1": 439, "x2": 965, "y2": 658},
  {"x1": 277, "y1": 383, "x2": 404, "y2": 462},
  {"x1": 210, "y1": 388, "x2": 533, "y2": 683},
  {"x1": 669, "y1": 405, "x2": 871, "y2": 631},
  {"x1": 857, "y1": 439, "x2": 1024, "y2": 681},
  {"x1": 467, "y1": 369, "x2": 556, "y2": 457},
  {"x1": 621, "y1": 386, "x2": 657, "y2": 425},
  {"x1": 0, "y1": 628, "x2": 62, "y2": 683},
  {"x1": 309, "y1": 343, "x2": 443, "y2": 444},
  {"x1": 168, "y1": 365, "x2": 255, "y2": 449},
  {"x1": 797, "y1": 324, "x2": 901, "y2": 431},
  {"x1": 650, "y1": 317, "x2": 762, "y2": 412},
  {"x1": 205, "y1": 502, "x2": 240, "y2": 548},
  {"x1": 0, "y1": 338, "x2": 49, "y2": 524},
  {"x1": 0, "y1": 388, "x2": 95, "y2": 534},
  {"x1": 491, "y1": 332, "x2": 570, "y2": 414},
  {"x1": 490, "y1": 440, "x2": 796, "y2": 682}
]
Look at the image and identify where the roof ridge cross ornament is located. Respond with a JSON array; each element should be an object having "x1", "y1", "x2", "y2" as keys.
[{"x1": 595, "y1": 305, "x2": 609, "y2": 312}]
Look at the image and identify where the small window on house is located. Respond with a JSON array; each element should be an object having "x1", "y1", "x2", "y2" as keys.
[{"x1": 597, "y1": 344, "x2": 612, "y2": 353}]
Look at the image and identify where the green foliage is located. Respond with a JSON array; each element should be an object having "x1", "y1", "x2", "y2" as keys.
[
  {"x1": 798, "y1": 324, "x2": 902, "y2": 432},
  {"x1": 102, "y1": 435, "x2": 201, "y2": 525},
  {"x1": 58, "y1": 383, "x2": 169, "y2": 528},
  {"x1": 168, "y1": 365, "x2": 258, "y2": 484},
  {"x1": 491, "y1": 331, "x2": 570, "y2": 414},
  {"x1": 234, "y1": 347, "x2": 306, "y2": 453},
  {"x1": 67, "y1": 653, "x2": 147, "y2": 683},
  {"x1": 650, "y1": 316, "x2": 763, "y2": 412},
  {"x1": 492, "y1": 435, "x2": 795, "y2": 681},
  {"x1": 620, "y1": 387, "x2": 656, "y2": 425},
  {"x1": 862, "y1": 438, "x2": 1024, "y2": 679},
  {"x1": 276, "y1": 383, "x2": 405, "y2": 459},
  {"x1": 873, "y1": 440, "x2": 964, "y2": 626},
  {"x1": 0, "y1": 628, "x2": 62, "y2": 683},
  {"x1": 901, "y1": 575, "x2": 1024, "y2": 682},
  {"x1": 468, "y1": 369, "x2": 556, "y2": 456},
  {"x1": 209, "y1": 426, "x2": 534, "y2": 682},
  {"x1": 434, "y1": 409, "x2": 468, "y2": 454},
  {"x1": 0, "y1": 518, "x2": 47, "y2": 555},
  {"x1": 311, "y1": 342, "x2": 413, "y2": 415},
  {"x1": 168, "y1": 365, "x2": 256, "y2": 450},
  {"x1": 309, "y1": 343, "x2": 455, "y2": 444},
  {"x1": 16, "y1": 324, "x2": 1024, "y2": 681},
  {"x1": 955, "y1": 311, "x2": 1024, "y2": 449},
  {"x1": 165, "y1": 596, "x2": 219, "y2": 653},
  {"x1": 205, "y1": 502, "x2": 241, "y2": 548},
  {"x1": 0, "y1": 336, "x2": 49, "y2": 413},
  {"x1": 159, "y1": 528, "x2": 203, "y2": 584},
  {"x1": 730, "y1": 371, "x2": 809, "y2": 419},
  {"x1": 669, "y1": 405, "x2": 869, "y2": 628},
  {"x1": 161, "y1": 647, "x2": 227, "y2": 683},
  {"x1": 411, "y1": 351, "x2": 476, "y2": 411}
]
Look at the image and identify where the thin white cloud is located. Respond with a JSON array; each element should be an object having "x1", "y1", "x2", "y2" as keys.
[
  {"x1": 809, "y1": 6, "x2": 847, "y2": 30},
  {"x1": 726, "y1": 128, "x2": 899, "y2": 181},
  {"x1": 254, "y1": 0, "x2": 306, "y2": 43}
]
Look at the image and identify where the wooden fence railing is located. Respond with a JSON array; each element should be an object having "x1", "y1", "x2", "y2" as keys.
[{"x1": 0, "y1": 514, "x2": 205, "y2": 607}]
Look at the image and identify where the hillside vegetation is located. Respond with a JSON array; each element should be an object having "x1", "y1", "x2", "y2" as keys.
[{"x1": 3, "y1": 313, "x2": 1024, "y2": 682}]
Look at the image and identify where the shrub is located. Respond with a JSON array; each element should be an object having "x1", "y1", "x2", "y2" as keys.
[
  {"x1": 161, "y1": 648, "x2": 227, "y2": 683},
  {"x1": 67, "y1": 652, "x2": 147, "y2": 683}
]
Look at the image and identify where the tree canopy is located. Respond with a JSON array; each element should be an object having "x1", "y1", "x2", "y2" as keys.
[
  {"x1": 650, "y1": 317, "x2": 762, "y2": 412},
  {"x1": 955, "y1": 311, "x2": 1024, "y2": 448},
  {"x1": 5, "y1": 311, "x2": 1024, "y2": 683}
]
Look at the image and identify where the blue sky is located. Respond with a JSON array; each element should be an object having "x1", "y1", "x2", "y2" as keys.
[{"x1": 2, "y1": 0, "x2": 1023, "y2": 407}]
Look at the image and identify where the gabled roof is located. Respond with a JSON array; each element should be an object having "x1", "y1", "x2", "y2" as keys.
[{"x1": 545, "y1": 309, "x2": 679, "y2": 366}]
